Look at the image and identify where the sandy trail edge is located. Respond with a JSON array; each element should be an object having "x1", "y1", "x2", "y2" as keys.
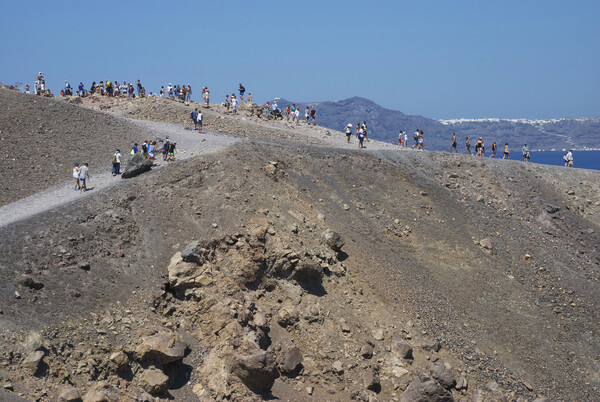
[{"x1": 0, "y1": 120, "x2": 241, "y2": 228}]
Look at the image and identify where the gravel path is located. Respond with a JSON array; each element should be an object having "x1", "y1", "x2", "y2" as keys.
[{"x1": 0, "y1": 120, "x2": 241, "y2": 228}]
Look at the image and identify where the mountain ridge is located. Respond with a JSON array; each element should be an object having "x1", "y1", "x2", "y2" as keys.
[{"x1": 271, "y1": 96, "x2": 600, "y2": 151}]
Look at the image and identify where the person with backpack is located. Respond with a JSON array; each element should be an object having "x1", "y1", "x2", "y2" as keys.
[
  {"x1": 239, "y1": 83, "x2": 245, "y2": 100},
  {"x1": 162, "y1": 137, "x2": 171, "y2": 161},
  {"x1": 168, "y1": 142, "x2": 177, "y2": 161},
  {"x1": 191, "y1": 108, "x2": 199, "y2": 130},
  {"x1": 130, "y1": 143, "x2": 138, "y2": 156},
  {"x1": 112, "y1": 149, "x2": 122, "y2": 176},
  {"x1": 412, "y1": 130, "x2": 420, "y2": 149},
  {"x1": 141, "y1": 141, "x2": 148, "y2": 158}
]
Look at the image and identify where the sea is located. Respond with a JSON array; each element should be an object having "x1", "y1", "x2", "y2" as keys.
[{"x1": 530, "y1": 150, "x2": 600, "y2": 171}]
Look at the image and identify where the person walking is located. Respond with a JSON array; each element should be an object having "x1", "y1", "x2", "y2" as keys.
[
  {"x1": 191, "y1": 108, "x2": 199, "y2": 130},
  {"x1": 357, "y1": 124, "x2": 365, "y2": 148},
  {"x1": 450, "y1": 132, "x2": 457, "y2": 152},
  {"x1": 465, "y1": 137, "x2": 472, "y2": 154},
  {"x1": 491, "y1": 142, "x2": 497, "y2": 158},
  {"x1": 503, "y1": 143, "x2": 510, "y2": 159},
  {"x1": 564, "y1": 149, "x2": 573, "y2": 167},
  {"x1": 112, "y1": 149, "x2": 122, "y2": 176},
  {"x1": 522, "y1": 144, "x2": 531, "y2": 162},
  {"x1": 196, "y1": 110, "x2": 203, "y2": 132},
  {"x1": 73, "y1": 163, "x2": 81, "y2": 191},
  {"x1": 79, "y1": 163, "x2": 89, "y2": 192}
]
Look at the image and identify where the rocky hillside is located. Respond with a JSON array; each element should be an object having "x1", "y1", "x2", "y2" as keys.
[
  {"x1": 273, "y1": 96, "x2": 600, "y2": 151},
  {"x1": 0, "y1": 92, "x2": 599, "y2": 401}
]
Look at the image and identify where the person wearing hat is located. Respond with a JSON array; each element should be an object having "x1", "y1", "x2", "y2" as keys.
[
  {"x1": 344, "y1": 124, "x2": 353, "y2": 143},
  {"x1": 112, "y1": 149, "x2": 122, "y2": 176},
  {"x1": 73, "y1": 162, "x2": 81, "y2": 191}
]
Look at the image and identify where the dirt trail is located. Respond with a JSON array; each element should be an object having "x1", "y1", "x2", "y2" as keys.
[{"x1": 0, "y1": 121, "x2": 240, "y2": 228}]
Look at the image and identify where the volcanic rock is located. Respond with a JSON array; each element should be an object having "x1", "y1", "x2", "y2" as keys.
[
  {"x1": 391, "y1": 333, "x2": 413, "y2": 359},
  {"x1": 136, "y1": 332, "x2": 186, "y2": 365},
  {"x1": 82, "y1": 382, "x2": 120, "y2": 402},
  {"x1": 22, "y1": 351, "x2": 44, "y2": 374},
  {"x1": 276, "y1": 342, "x2": 302, "y2": 375},
  {"x1": 400, "y1": 374, "x2": 453, "y2": 402},
  {"x1": 228, "y1": 350, "x2": 278, "y2": 392},
  {"x1": 322, "y1": 230, "x2": 344, "y2": 251},
  {"x1": 138, "y1": 369, "x2": 169, "y2": 395},
  {"x1": 121, "y1": 153, "x2": 153, "y2": 179}
]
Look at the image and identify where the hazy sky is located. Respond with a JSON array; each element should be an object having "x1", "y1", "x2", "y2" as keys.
[{"x1": 1, "y1": 0, "x2": 598, "y2": 119}]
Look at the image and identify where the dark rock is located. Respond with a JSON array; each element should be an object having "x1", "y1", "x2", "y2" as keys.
[
  {"x1": 427, "y1": 363, "x2": 455, "y2": 389},
  {"x1": 546, "y1": 204, "x2": 561, "y2": 214},
  {"x1": 276, "y1": 342, "x2": 302, "y2": 375},
  {"x1": 363, "y1": 368, "x2": 380, "y2": 392},
  {"x1": 181, "y1": 241, "x2": 203, "y2": 264},
  {"x1": 391, "y1": 333, "x2": 413, "y2": 359},
  {"x1": 18, "y1": 274, "x2": 44, "y2": 290},
  {"x1": 322, "y1": 230, "x2": 344, "y2": 251},
  {"x1": 400, "y1": 374, "x2": 453, "y2": 402},
  {"x1": 121, "y1": 153, "x2": 153, "y2": 179},
  {"x1": 292, "y1": 260, "x2": 323, "y2": 280},
  {"x1": 228, "y1": 350, "x2": 278, "y2": 392},
  {"x1": 78, "y1": 262, "x2": 91, "y2": 271},
  {"x1": 360, "y1": 344, "x2": 374, "y2": 359},
  {"x1": 420, "y1": 339, "x2": 441, "y2": 352}
]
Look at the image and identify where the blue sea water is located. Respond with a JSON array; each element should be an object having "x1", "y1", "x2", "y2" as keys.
[{"x1": 529, "y1": 150, "x2": 600, "y2": 171}]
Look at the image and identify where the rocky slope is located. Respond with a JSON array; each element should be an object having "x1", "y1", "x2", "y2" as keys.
[{"x1": 0, "y1": 92, "x2": 599, "y2": 401}]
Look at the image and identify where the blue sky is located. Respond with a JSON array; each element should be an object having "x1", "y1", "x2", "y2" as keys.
[{"x1": 1, "y1": 0, "x2": 598, "y2": 119}]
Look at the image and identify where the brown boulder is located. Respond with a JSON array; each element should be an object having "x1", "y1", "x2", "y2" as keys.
[
  {"x1": 277, "y1": 342, "x2": 302, "y2": 375},
  {"x1": 136, "y1": 332, "x2": 186, "y2": 365},
  {"x1": 138, "y1": 369, "x2": 169, "y2": 395},
  {"x1": 228, "y1": 350, "x2": 278, "y2": 393}
]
